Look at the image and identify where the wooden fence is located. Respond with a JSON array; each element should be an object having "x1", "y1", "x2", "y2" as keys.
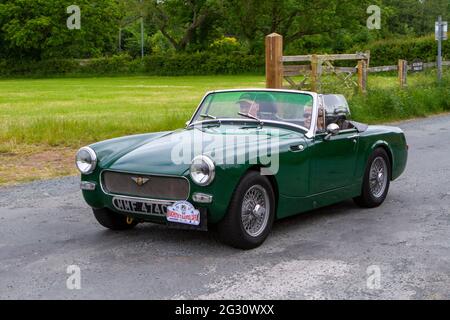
[{"x1": 266, "y1": 33, "x2": 449, "y2": 93}]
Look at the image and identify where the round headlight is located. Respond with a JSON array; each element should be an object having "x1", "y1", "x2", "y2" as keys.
[
  {"x1": 76, "y1": 147, "x2": 97, "y2": 174},
  {"x1": 190, "y1": 155, "x2": 215, "y2": 186}
]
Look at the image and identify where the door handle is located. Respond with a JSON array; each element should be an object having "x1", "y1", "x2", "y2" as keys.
[{"x1": 290, "y1": 144, "x2": 305, "y2": 152}]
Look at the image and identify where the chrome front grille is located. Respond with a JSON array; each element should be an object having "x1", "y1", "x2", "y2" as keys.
[{"x1": 102, "y1": 171, "x2": 189, "y2": 201}]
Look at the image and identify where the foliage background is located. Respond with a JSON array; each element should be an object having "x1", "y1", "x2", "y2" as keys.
[
  {"x1": 0, "y1": 0, "x2": 449, "y2": 76},
  {"x1": 0, "y1": 0, "x2": 449, "y2": 184}
]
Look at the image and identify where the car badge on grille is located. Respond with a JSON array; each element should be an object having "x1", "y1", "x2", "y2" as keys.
[{"x1": 131, "y1": 177, "x2": 150, "y2": 186}]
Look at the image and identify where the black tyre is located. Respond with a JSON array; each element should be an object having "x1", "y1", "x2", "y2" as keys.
[
  {"x1": 354, "y1": 148, "x2": 391, "y2": 208},
  {"x1": 93, "y1": 208, "x2": 138, "y2": 230},
  {"x1": 217, "y1": 171, "x2": 276, "y2": 250}
]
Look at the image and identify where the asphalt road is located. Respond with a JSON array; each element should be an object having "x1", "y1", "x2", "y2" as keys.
[{"x1": 1, "y1": 115, "x2": 449, "y2": 300}]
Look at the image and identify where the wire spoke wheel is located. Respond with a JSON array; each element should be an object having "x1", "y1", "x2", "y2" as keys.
[
  {"x1": 369, "y1": 156, "x2": 388, "y2": 198},
  {"x1": 218, "y1": 171, "x2": 275, "y2": 249},
  {"x1": 241, "y1": 185, "x2": 270, "y2": 237}
]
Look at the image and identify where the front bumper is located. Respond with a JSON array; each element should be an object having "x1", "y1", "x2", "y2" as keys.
[
  {"x1": 80, "y1": 165, "x2": 236, "y2": 225},
  {"x1": 81, "y1": 180, "x2": 209, "y2": 231}
]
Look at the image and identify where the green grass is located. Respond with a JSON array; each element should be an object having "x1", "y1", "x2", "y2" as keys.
[
  {"x1": 1, "y1": 72, "x2": 449, "y2": 152},
  {"x1": 350, "y1": 70, "x2": 450, "y2": 123},
  {"x1": 0, "y1": 75, "x2": 266, "y2": 151},
  {"x1": 0, "y1": 72, "x2": 448, "y2": 185}
]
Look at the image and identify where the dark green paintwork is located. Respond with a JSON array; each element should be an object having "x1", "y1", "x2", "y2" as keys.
[{"x1": 80, "y1": 120, "x2": 408, "y2": 225}]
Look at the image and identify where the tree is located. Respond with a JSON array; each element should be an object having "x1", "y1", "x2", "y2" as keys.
[
  {"x1": 0, "y1": 0, "x2": 123, "y2": 59},
  {"x1": 224, "y1": 0, "x2": 376, "y2": 53},
  {"x1": 146, "y1": 0, "x2": 221, "y2": 51},
  {"x1": 1, "y1": 0, "x2": 448, "y2": 60},
  {"x1": 382, "y1": 0, "x2": 449, "y2": 36}
]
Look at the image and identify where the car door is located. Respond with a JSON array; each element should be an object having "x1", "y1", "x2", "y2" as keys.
[
  {"x1": 310, "y1": 92, "x2": 359, "y2": 198},
  {"x1": 309, "y1": 129, "x2": 359, "y2": 194}
]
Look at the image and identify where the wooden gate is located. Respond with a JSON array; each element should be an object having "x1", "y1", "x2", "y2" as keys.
[{"x1": 266, "y1": 33, "x2": 370, "y2": 93}]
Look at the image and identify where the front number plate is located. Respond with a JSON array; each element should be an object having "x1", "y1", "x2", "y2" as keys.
[{"x1": 112, "y1": 197, "x2": 172, "y2": 216}]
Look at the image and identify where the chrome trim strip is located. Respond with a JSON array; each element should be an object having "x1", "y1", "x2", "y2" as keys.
[
  {"x1": 99, "y1": 169, "x2": 191, "y2": 202},
  {"x1": 113, "y1": 196, "x2": 178, "y2": 205},
  {"x1": 315, "y1": 128, "x2": 359, "y2": 139},
  {"x1": 187, "y1": 92, "x2": 211, "y2": 128},
  {"x1": 189, "y1": 118, "x2": 309, "y2": 133},
  {"x1": 206, "y1": 88, "x2": 315, "y2": 94},
  {"x1": 307, "y1": 92, "x2": 319, "y2": 139}
]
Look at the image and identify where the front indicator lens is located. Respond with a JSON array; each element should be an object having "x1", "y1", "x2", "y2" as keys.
[
  {"x1": 80, "y1": 181, "x2": 96, "y2": 191},
  {"x1": 193, "y1": 193, "x2": 213, "y2": 204}
]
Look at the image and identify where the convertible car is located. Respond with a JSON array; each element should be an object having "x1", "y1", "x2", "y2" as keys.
[{"x1": 76, "y1": 89, "x2": 408, "y2": 249}]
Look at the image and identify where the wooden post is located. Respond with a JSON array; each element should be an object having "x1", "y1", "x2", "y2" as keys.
[
  {"x1": 365, "y1": 51, "x2": 371, "y2": 68},
  {"x1": 358, "y1": 60, "x2": 368, "y2": 94},
  {"x1": 310, "y1": 54, "x2": 319, "y2": 92},
  {"x1": 265, "y1": 33, "x2": 283, "y2": 89},
  {"x1": 398, "y1": 59, "x2": 408, "y2": 88}
]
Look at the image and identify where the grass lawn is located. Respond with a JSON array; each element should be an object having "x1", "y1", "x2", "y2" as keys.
[
  {"x1": 0, "y1": 75, "x2": 265, "y2": 185},
  {"x1": 0, "y1": 72, "x2": 448, "y2": 186}
]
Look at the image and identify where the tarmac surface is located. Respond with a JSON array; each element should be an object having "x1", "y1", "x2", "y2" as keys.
[{"x1": 0, "y1": 114, "x2": 449, "y2": 299}]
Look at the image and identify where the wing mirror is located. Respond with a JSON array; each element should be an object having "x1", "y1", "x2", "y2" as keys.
[{"x1": 325, "y1": 123, "x2": 340, "y2": 141}]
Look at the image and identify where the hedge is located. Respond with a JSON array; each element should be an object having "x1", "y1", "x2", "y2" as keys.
[
  {"x1": 353, "y1": 35, "x2": 450, "y2": 66},
  {"x1": 1, "y1": 35, "x2": 447, "y2": 77},
  {"x1": 0, "y1": 52, "x2": 264, "y2": 77},
  {"x1": 144, "y1": 52, "x2": 264, "y2": 75}
]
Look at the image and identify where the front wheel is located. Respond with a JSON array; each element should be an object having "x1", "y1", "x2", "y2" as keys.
[
  {"x1": 93, "y1": 208, "x2": 138, "y2": 230},
  {"x1": 354, "y1": 148, "x2": 391, "y2": 208},
  {"x1": 217, "y1": 171, "x2": 276, "y2": 250}
]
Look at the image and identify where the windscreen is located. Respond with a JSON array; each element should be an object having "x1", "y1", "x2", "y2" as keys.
[{"x1": 193, "y1": 91, "x2": 314, "y2": 130}]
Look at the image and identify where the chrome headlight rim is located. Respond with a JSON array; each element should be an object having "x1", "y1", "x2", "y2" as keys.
[
  {"x1": 75, "y1": 146, "x2": 97, "y2": 175},
  {"x1": 190, "y1": 155, "x2": 215, "y2": 186}
]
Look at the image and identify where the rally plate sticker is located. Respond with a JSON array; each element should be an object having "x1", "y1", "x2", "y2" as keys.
[{"x1": 167, "y1": 201, "x2": 201, "y2": 226}]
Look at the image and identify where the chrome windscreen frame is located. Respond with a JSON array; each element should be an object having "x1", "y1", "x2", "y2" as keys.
[{"x1": 186, "y1": 88, "x2": 319, "y2": 139}]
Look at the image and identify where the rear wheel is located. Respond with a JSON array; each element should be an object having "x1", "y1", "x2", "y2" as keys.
[
  {"x1": 354, "y1": 148, "x2": 391, "y2": 208},
  {"x1": 93, "y1": 208, "x2": 138, "y2": 230},
  {"x1": 217, "y1": 171, "x2": 275, "y2": 250}
]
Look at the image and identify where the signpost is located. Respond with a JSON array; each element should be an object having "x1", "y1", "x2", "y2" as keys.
[
  {"x1": 411, "y1": 59, "x2": 424, "y2": 73},
  {"x1": 140, "y1": 0, "x2": 144, "y2": 59},
  {"x1": 435, "y1": 18, "x2": 448, "y2": 41},
  {"x1": 436, "y1": 16, "x2": 448, "y2": 82}
]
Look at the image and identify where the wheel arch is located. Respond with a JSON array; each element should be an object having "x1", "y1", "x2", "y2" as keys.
[
  {"x1": 247, "y1": 165, "x2": 279, "y2": 212},
  {"x1": 370, "y1": 141, "x2": 394, "y2": 180}
]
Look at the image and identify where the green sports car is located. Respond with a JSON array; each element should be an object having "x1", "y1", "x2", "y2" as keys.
[{"x1": 76, "y1": 89, "x2": 408, "y2": 249}]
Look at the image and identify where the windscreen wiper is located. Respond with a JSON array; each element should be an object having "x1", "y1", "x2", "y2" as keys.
[
  {"x1": 238, "y1": 112, "x2": 264, "y2": 127},
  {"x1": 189, "y1": 118, "x2": 221, "y2": 128},
  {"x1": 200, "y1": 114, "x2": 217, "y2": 120}
]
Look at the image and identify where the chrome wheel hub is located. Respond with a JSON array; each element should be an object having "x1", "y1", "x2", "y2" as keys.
[
  {"x1": 241, "y1": 185, "x2": 270, "y2": 237},
  {"x1": 369, "y1": 157, "x2": 388, "y2": 198}
]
